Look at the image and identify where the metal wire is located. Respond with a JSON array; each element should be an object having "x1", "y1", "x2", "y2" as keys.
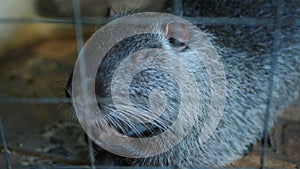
[
  {"x1": 172, "y1": 0, "x2": 183, "y2": 16},
  {"x1": 0, "y1": 17, "x2": 107, "y2": 25},
  {"x1": 0, "y1": 116, "x2": 11, "y2": 169},
  {"x1": 0, "y1": 17, "x2": 278, "y2": 26},
  {"x1": 0, "y1": 96, "x2": 299, "y2": 107},
  {"x1": 71, "y1": 0, "x2": 96, "y2": 168},
  {"x1": 260, "y1": 0, "x2": 284, "y2": 168}
]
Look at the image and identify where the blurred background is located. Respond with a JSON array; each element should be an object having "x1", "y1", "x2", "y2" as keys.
[{"x1": 0, "y1": 0, "x2": 299, "y2": 168}]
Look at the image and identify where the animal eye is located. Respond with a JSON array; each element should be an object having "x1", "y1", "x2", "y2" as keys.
[{"x1": 169, "y1": 37, "x2": 186, "y2": 48}]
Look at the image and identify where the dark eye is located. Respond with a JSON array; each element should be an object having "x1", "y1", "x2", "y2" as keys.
[
  {"x1": 169, "y1": 37, "x2": 186, "y2": 48},
  {"x1": 168, "y1": 37, "x2": 188, "y2": 52}
]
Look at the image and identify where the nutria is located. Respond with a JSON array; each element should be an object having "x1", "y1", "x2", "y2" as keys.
[{"x1": 66, "y1": 11, "x2": 300, "y2": 168}]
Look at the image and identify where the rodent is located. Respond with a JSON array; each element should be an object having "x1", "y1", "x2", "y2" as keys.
[{"x1": 65, "y1": 12, "x2": 300, "y2": 167}]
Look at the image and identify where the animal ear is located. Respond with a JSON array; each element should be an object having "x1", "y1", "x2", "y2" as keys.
[{"x1": 164, "y1": 20, "x2": 190, "y2": 43}]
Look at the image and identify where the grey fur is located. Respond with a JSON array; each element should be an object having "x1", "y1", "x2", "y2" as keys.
[{"x1": 66, "y1": 11, "x2": 300, "y2": 169}]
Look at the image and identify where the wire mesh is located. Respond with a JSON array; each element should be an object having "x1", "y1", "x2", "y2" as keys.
[{"x1": 0, "y1": 0, "x2": 299, "y2": 168}]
